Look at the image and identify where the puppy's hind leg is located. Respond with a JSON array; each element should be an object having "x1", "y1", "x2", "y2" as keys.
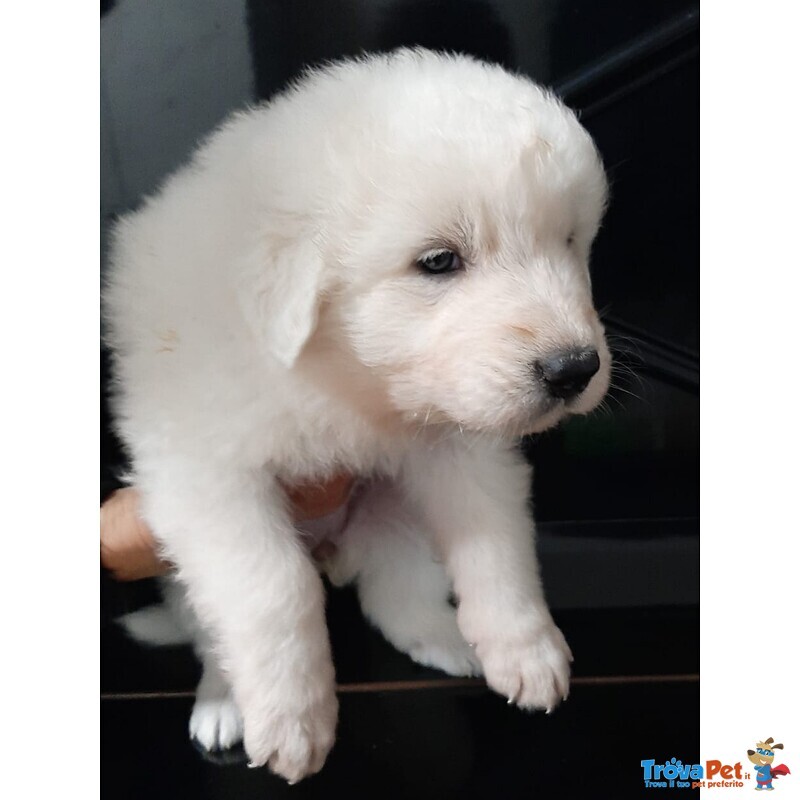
[
  {"x1": 328, "y1": 481, "x2": 482, "y2": 677},
  {"x1": 124, "y1": 579, "x2": 245, "y2": 753},
  {"x1": 190, "y1": 645, "x2": 244, "y2": 753},
  {"x1": 155, "y1": 583, "x2": 244, "y2": 754}
]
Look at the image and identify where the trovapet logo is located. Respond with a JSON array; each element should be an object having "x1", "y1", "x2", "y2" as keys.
[{"x1": 641, "y1": 737, "x2": 791, "y2": 791}]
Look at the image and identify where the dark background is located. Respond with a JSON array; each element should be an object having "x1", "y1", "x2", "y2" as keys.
[{"x1": 101, "y1": 1, "x2": 699, "y2": 797}]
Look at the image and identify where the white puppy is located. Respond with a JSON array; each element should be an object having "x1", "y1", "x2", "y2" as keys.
[{"x1": 104, "y1": 48, "x2": 610, "y2": 782}]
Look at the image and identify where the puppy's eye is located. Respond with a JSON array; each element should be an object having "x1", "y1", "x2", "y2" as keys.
[
  {"x1": 566, "y1": 233, "x2": 576, "y2": 247},
  {"x1": 415, "y1": 249, "x2": 463, "y2": 275}
]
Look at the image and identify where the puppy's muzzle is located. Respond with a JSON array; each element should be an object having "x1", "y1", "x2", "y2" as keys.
[{"x1": 535, "y1": 348, "x2": 600, "y2": 400}]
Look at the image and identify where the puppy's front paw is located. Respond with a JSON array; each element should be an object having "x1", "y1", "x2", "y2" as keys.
[
  {"x1": 243, "y1": 688, "x2": 338, "y2": 783},
  {"x1": 478, "y1": 623, "x2": 572, "y2": 711}
]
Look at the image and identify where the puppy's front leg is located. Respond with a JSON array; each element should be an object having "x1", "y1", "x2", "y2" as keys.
[
  {"x1": 141, "y1": 465, "x2": 337, "y2": 781},
  {"x1": 403, "y1": 439, "x2": 571, "y2": 711}
]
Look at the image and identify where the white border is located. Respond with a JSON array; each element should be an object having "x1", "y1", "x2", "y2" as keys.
[
  {"x1": 1, "y1": 4, "x2": 98, "y2": 795},
  {"x1": 701, "y1": 3, "x2": 799, "y2": 796}
]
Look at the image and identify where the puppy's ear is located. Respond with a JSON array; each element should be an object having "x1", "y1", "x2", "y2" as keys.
[{"x1": 239, "y1": 237, "x2": 326, "y2": 368}]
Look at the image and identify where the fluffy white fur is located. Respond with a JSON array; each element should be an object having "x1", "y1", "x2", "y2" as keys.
[{"x1": 104, "y1": 49, "x2": 610, "y2": 782}]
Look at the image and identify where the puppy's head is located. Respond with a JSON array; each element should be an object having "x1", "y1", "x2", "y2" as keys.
[{"x1": 258, "y1": 51, "x2": 610, "y2": 437}]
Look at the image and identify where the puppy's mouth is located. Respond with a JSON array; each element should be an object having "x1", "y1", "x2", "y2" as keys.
[
  {"x1": 457, "y1": 396, "x2": 570, "y2": 439},
  {"x1": 516, "y1": 399, "x2": 568, "y2": 436},
  {"x1": 400, "y1": 369, "x2": 606, "y2": 438},
  {"x1": 512, "y1": 381, "x2": 603, "y2": 436}
]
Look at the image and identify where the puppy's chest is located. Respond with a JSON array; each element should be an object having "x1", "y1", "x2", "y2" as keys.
[{"x1": 264, "y1": 404, "x2": 405, "y2": 481}]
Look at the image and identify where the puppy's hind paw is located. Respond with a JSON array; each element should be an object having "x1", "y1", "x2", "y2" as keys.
[
  {"x1": 189, "y1": 694, "x2": 244, "y2": 752},
  {"x1": 407, "y1": 628, "x2": 483, "y2": 677}
]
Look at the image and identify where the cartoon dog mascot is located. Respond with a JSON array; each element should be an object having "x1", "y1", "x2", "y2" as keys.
[{"x1": 747, "y1": 738, "x2": 791, "y2": 791}]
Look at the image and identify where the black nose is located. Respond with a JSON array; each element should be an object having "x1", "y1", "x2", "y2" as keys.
[{"x1": 536, "y1": 348, "x2": 600, "y2": 400}]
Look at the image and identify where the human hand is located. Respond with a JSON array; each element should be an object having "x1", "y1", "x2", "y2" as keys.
[
  {"x1": 100, "y1": 475, "x2": 355, "y2": 581},
  {"x1": 100, "y1": 487, "x2": 170, "y2": 581}
]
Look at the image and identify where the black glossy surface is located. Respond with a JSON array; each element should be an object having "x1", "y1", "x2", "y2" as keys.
[
  {"x1": 102, "y1": 576, "x2": 698, "y2": 695},
  {"x1": 103, "y1": 680, "x2": 699, "y2": 799},
  {"x1": 244, "y1": 1, "x2": 698, "y2": 99},
  {"x1": 103, "y1": 580, "x2": 699, "y2": 796}
]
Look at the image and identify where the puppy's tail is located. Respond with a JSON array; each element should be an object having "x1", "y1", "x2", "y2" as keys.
[{"x1": 118, "y1": 604, "x2": 193, "y2": 646}]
